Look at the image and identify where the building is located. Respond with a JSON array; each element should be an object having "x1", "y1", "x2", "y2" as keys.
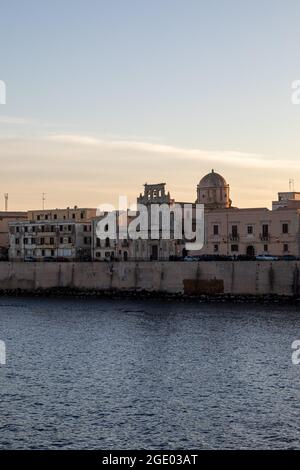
[
  {"x1": 0, "y1": 211, "x2": 27, "y2": 259},
  {"x1": 195, "y1": 170, "x2": 300, "y2": 258},
  {"x1": 9, "y1": 220, "x2": 92, "y2": 261},
  {"x1": 92, "y1": 171, "x2": 300, "y2": 261},
  {"x1": 92, "y1": 184, "x2": 179, "y2": 261}
]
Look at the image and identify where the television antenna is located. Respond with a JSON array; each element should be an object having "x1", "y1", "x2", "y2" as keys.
[
  {"x1": 4, "y1": 193, "x2": 8, "y2": 211},
  {"x1": 289, "y1": 179, "x2": 295, "y2": 192},
  {"x1": 42, "y1": 193, "x2": 46, "y2": 210}
]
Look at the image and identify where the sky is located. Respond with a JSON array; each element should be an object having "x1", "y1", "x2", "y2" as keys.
[{"x1": 0, "y1": 0, "x2": 300, "y2": 210}]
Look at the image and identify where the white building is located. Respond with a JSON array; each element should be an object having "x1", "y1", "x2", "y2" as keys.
[{"x1": 9, "y1": 220, "x2": 92, "y2": 261}]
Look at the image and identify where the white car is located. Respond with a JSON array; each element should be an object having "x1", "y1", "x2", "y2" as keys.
[{"x1": 256, "y1": 255, "x2": 278, "y2": 261}]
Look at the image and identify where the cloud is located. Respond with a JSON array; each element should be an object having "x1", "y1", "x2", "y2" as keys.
[
  {"x1": 45, "y1": 133, "x2": 299, "y2": 170},
  {"x1": 0, "y1": 115, "x2": 36, "y2": 125}
]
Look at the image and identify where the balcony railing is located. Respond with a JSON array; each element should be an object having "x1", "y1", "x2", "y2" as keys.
[{"x1": 260, "y1": 233, "x2": 270, "y2": 242}]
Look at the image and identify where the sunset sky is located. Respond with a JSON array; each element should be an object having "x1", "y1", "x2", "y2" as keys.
[{"x1": 1, "y1": 0, "x2": 300, "y2": 210}]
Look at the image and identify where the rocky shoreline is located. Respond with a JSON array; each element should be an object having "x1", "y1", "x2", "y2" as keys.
[{"x1": 0, "y1": 287, "x2": 299, "y2": 304}]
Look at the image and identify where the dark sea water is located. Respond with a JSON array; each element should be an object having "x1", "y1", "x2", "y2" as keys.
[{"x1": 1, "y1": 297, "x2": 300, "y2": 449}]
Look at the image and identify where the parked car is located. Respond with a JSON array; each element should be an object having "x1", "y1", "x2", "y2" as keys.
[
  {"x1": 184, "y1": 256, "x2": 199, "y2": 261},
  {"x1": 43, "y1": 257, "x2": 56, "y2": 262},
  {"x1": 236, "y1": 255, "x2": 256, "y2": 261},
  {"x1": 256, "y1": 255, "x2": 279, "y2": 261},
  {"x1": 24, "y1": 256, "x2": 36, "y2": 262},
  {"x1": 279, "y1": 255, "x2": 297, "y2": 261}
]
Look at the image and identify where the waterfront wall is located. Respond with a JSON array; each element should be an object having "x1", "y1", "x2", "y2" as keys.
[{"x1": 0, "y1": 261, "x2": 299, "y2": 296}]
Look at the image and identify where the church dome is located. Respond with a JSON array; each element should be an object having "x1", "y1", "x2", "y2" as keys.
[
  {"x1": 199, "y1": 169, "x2": 227, "y2": 188},
  {"x1": 196, "y1": 169, "x2": 231, "y2": 208}
]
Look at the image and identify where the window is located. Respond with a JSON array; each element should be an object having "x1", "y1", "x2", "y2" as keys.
[
  {"x1": 37, "y1": 215, "x2": 40, "y2": 221},
  {"x1": 60, "y1": 237, "x2": 63, "y2": 244},
  {"x1": 262, "y1": 224, "x2": 269, "y2": 237},
  {"x1": 42, "y1": 249, "x2": 45, "y2": 256},
  {"x1": 50, "y1": 237, "x2": 54, "y2": 244},
  {"x1": 247, "y1": 225, "x2": 253, "y2": 234},
  {"x1": 264, "y1": 244, "x2": 268, "y2": 252},
  {"x1": 24, "y1": 226, "x2": 28, "y2": 232},
  {"x1": 41, "y1": 225, "x2": 45, "y2": 232},
  {"x1": 16, "y1": 226, "x2": 19, "y2": 233},
  {"x1": 231, "y1": 244, "x2": 238, "y2": 252},
  {"x1": 45, "y1": 215, "x2": 48, "y2": 220},
  {"x1": 80, "y1": 212, "x2": 84, "y2": 219},
  {"x1": 96, "y1": 238, "x2": 100, "y2": 247},
  {"x1": 15, "y1": 238, "x2": 20, "y2": 244},
  {"x1": 59, "y1": 225, "x2": 63, "y2": 231},
  {"x1": 105, "y1": 237, "x2": 110, "y2": 248},
  {"x1": 214, "y1": 244, "x2": 219, "y2": 253},
  {"x1": 231, "y1": 225, "x2": 238, "y2": 237},
  {"x1": 32, "y1": 238, "x2": 36, "y2": 244},
  {"x1": 68, "y1": 237, "x2": 72, "y2": 244},
  {"x1": 84, "y1": 225, "x2": 88, "y2": 232},
  {"x1": 96, "y1": 252, "x2": 101, "y2": 258},
  {"x1": 51, "y1": 249, "x2": 55, "y2": 256},
  {"x1": 24, "y1": 238, "x2": 28, "y2": 244},
  {"x1": 283, "y1": 243, "x2": 289, "y2": 252},
  {"x1": 72, "y1": 213, "x2": 75, "y2": 219},
  {"x1": 54, "y1": 214, "x2": 57, "y2": 220},
  {"x1": 40, "y1": 237, "x2": 45, "y2": 245},
  {"x1": 32, "y1": 226, "x2": 36, "y2": 232},
  {"x1": 282, "y1": 223, "x2": 289, "y2": 234},
  {"x1": 213, "y1": 225, "x2": 219, "y2": 235},
  {"x1": 68, "y1": 225, "x2": 71, "y2": 231},
  {"x1": 84, "y1": 237, "x2": 91, "y2": 245}
]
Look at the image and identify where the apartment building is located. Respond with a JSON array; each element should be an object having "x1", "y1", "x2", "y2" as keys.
[{"x1": 9, "y1": 220, "x2": 92, "y2": 261}]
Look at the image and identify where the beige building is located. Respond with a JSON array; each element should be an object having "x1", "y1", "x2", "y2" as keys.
[
  {"x1": 195, "y1": 171, "x2": 300, "y2": 258},
  {"x1": 0, "y1": 211, "x2": 27, "y2": 259}
]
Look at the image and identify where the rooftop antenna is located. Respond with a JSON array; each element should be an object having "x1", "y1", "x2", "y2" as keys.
[
  {"x1": 289, "y1": 179, "x2": 295, "y2": 192},
  {"x1": 4, "y1": 193, "x2": 8, "y2": 211},
  {"x1": 42, "y1": 192, "x2": 46, "y2": 210}
]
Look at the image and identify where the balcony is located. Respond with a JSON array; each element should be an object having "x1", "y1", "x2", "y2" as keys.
[
  {"x1": 229, "y1": 234, "x2": 240, "y2": 242},
  {"x1": 260, "y1": 233, "x2": 270, "y2": 242}
]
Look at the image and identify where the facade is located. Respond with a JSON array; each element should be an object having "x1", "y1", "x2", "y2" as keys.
[
  {"x1": 195, "y1": 171, "x2": 300, "y2": 258},
  {"x1": 9, "y1": 220, "x2": 92, "y2": 261},
  {"x1": 201, "y1": 206, "x2": 300, "y2": 258},
  {"x1": 92, "y1": 184, "x2": 179, "y2": 261}
]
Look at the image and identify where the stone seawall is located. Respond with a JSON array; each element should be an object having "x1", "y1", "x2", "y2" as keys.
[{"x1": 0, "y1": 261, "x2": 299, "y2": 297}]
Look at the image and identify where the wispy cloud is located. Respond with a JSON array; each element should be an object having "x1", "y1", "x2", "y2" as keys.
[
  {"x1": 46, "y1": 133, "x2": 298, "y2": 170},
  {"x1": 0, "y1": 115, "x2": 36, "y2": 125}
]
